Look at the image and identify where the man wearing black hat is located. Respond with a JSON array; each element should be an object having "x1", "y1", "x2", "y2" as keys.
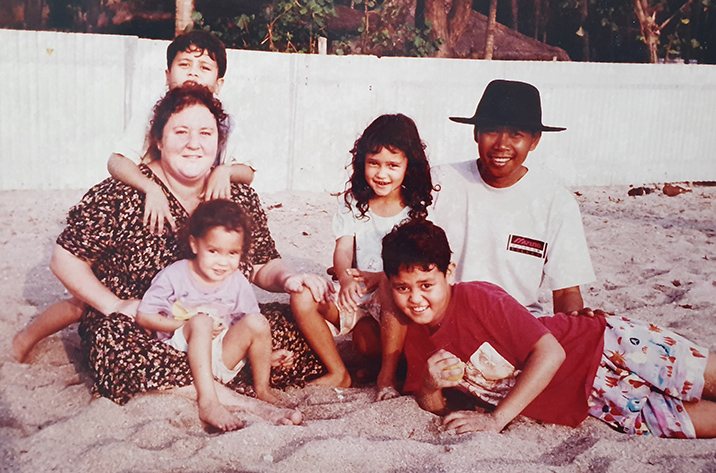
[{"x1": 431, "y1": 79, "x2": 595, "y2": 318}]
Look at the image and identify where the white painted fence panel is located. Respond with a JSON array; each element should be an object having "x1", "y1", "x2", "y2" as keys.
[{"x1": 1, "y1": 29, "x2": 714, "y2": 193}]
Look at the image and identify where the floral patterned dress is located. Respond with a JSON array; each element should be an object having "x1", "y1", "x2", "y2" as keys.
[{"x1": 57, "y1": 166, "x2": 325, "y2": 405}]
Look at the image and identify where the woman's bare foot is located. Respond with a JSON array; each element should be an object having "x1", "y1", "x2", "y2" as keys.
[
  {"x1": 270, "y1": 407, "x2": 303, "y2": 426},
  {"x1": 12, "y1": 329, "x2": 33, "y2": 363},
  {"x1": 270, "y1": 349, "x2": 294, "y2": 368},
  {"x1": 309, "y1": 370, "x2": 351, "y2": 388},
  {"x1": 198, "y1": 401, "x2": 244, "y2": 432}
]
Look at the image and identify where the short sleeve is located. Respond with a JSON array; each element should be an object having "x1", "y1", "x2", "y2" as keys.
[
  {"x1": 332, "y1": 203, "x2": 356, "y2": 240},
  {"x1": 112, "y1": 102, "x2": 154, "y2": 164},
  {"x1": 56, "y1": 179, "x2": 122, "y2": 263},
  {"x1": 230, "y1": 273, "x2": 261, "y2": 322},
  {"x1": 543, "y1": 189, "x2": 596, "y2": 290},
  {"x1": 137, "y1": 266, "x2": 176, "y2": 317}
]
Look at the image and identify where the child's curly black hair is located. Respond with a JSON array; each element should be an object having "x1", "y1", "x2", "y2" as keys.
[{"x1": 345, "y1": 114, "x2": 436, "y2": 221}]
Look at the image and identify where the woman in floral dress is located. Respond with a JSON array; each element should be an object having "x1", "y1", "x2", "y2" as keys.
[{"x1": 50, "y1": 84, "x2": 328, "y2": 412}]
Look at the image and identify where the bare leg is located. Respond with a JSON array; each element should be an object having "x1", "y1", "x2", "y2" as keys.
[
  {"x1": 700, "y1": 353, "x2": 716, "y2": 401},
  {"x1": 352, "y1": 317, "x2": 381, "y2": 358},
  {"x1": 376, "y1": 278, "x2": 407, "y2": 400},
  {"x1": 13, "y1": 297, "x2": 86, "y2": 362},
  {"x1": 684, "y1": 399, "x2": 716, "y2": 438},
  {"x1": 221, "y1": 313, "x2": 280, "y2": 404},
  {"x1": 291, "y1": 290, "x2": 351, "y2": 387},
  {"x1": 184, "y1": 315, "x2": 243, "y2": 432}
]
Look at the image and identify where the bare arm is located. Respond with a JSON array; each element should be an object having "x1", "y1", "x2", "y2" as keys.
[
  {"x1": 252, "y1": 258, "x2": 333, "y2": 303},
  {"x1": 443, "y1": 334, "x2": 566, "y2": 434},
  {"x1": 334, "y1": 236, "x2": 361, "y2": 312},
  {"x1": 50, "y1": 245, "x2": 137, "y2": 317},
  {"x1": 135, "y1": 311, "x2": 184, "y2": 333},
  {"x1": 553, "y1": 285, "x2": 594, "y2": 316},
  {"x1": 107, "y1": 153, "x2": 176, "y2": 235},
  {"x1": 202, "y1": 164, "x2": 256, "y2": 201}
]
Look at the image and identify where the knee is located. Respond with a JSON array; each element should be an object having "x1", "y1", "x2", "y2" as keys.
[
  {"x1": 244, "y1": 313, "x2": 271, "y2": 338},
  {"x1": 184, "y1": 313, "x2": 214, "y2": 335},
  {"x1": 290, "y1": 289, "x2": 319, "y2": 317}
]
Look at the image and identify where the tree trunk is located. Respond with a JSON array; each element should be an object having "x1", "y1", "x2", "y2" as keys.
[
  {"x1": 580, "y1": 0, "x2": 589, "y2": 61},
  {"x1": 426, "y1": 0, "x2": 473, "y2": 57},
  {"x1": 175, "y1": 0, "x2": 195, "y2": 37},
  {"x1": 634, "y1": 0, "x2": 659, "y2": 63},
  {"x1": 24, "y1": 0, "x2": 42, "y2": 29},
  {"x1": 511, "y1": 0, "x2": 518, "y2": 30},
  {"x1": 534, "y1": 0, "x2": 540, "y2": 39},
  {"x1": 484, "y1": 0, "x2": 498, "y2": 59}
]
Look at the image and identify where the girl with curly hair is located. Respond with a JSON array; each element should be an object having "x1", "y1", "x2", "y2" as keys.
[{"x1": 292, "y1": 113, "x2": 436, "y2": 394}]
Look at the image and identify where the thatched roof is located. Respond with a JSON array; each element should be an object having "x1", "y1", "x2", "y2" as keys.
[{"x1": 454, "y1": 10, "x2": 570, "y2": 61}]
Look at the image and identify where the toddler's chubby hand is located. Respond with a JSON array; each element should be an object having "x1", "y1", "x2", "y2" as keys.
[
  {"x1": 442, "y1": 410, "x2": 504, "y2": 434},
  {"x1": 423, "y1": 349, "x2": 465, "y2": 391},
  {"x1": 270, "y1": 349, "x2": 294, "y2": 368},
  {"x1": 202, "y1": 164, "x2": 232, "y2": 201},
  {"x1": 143, "y1": 184, "x2": 176, "y2": 236},
  {"x1": 211, "y1": 318, "x2": 227, "y2": 338}
]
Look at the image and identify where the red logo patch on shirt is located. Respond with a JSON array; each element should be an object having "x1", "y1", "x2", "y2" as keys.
[{"x1": 507, "y1": 235, "x2": 547, "y2": 259}]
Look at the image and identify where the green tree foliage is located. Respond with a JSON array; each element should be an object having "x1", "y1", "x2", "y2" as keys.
[
  {"x1": 473, "y1": 0, "x2": 715, "y2": 63},
  {"x1": 193, "y1": 0, "x2": 440, "y2": 56}
]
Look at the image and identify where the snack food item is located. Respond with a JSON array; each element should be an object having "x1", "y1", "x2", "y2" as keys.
[{"x1": 443, "y1": 362, "x2": 466, "y2": 381}]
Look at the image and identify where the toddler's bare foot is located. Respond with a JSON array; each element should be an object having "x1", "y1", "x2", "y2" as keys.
[
  {"x1": 12, "y1": 329, "x2": 33, "y2": 363},
  {"x1": 198, "y1": 402, "x2": 244, "y2": 432},
  {"x1": 271, "y1": 408, "x2": 303, "y2": 426},
  {"x1": 309, "y1": 370, "x2": 351, "y2": 388},
  {"x1": 270, "y1": 349, "x2": 294, "y2": 368}
]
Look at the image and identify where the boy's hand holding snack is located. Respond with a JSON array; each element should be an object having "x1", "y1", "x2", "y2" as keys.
[
  {"x1": 423, "y1": 349, "x2": 466, "y2": 391},
  {"x1": 143, "y1": 183, "x2": 177, "y2": 236}
]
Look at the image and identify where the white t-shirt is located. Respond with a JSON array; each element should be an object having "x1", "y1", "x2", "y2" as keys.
[
  {"x1": 431, "y1": 159, "x2": 596, "y2": 316},
  {"x1": 332, "y1": 199, "x2": 411, "y2": 273},
  {"x1": 113, "y1": 92, "x2": 244, "y2": 168}
]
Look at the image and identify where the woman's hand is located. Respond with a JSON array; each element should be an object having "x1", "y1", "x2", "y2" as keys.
[
  {"x1": 283, "y1": 273, "x2": 334, "y2": 303},
  {"x1": 143, "y1": 184, "x2": 176, "y2": 236},
  {"x1": 202, "y1": 164, "x2": 232, "y2": 201},
  {"x1": 443, "y1": 411, "x2": 506, "y2": 434}
]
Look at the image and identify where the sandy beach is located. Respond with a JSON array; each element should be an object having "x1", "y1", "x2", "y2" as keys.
[{"x1": 2, "y1": 183, "x2": 716, "y2": 472}]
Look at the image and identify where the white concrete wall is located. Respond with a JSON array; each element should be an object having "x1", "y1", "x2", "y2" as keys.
[{"x1": 1, "y1": 29, "x2": 715, "y2": 193}]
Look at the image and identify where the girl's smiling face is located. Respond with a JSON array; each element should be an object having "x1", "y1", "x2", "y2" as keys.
[
  {"x1": 364, "y1": 147, "x2": 408, "y2": 199},
  {"x1": 188, "y1": 226, "x2": 244, "y2": 286}
]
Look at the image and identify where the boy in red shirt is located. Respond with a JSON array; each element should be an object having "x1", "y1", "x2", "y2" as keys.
[{"x1": 382, "y1": 219, "x2": 716, "y2": 438}]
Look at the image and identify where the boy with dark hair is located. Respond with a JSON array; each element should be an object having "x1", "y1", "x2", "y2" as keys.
[
  {"x1": 382, "y1": 219, "x2": 716, "y2": 438},
  {"x1": 108, "y1": 29, "x2": 254, "y2": 236}
]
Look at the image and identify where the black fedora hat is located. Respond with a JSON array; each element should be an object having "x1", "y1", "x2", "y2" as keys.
[{"x1": 450, "y1": 79, "x2": 565, "y2": 132}]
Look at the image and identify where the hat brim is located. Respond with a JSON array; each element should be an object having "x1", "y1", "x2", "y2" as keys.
[{"x1": 449, "y1": 116, "x2": 565, "y2": 132}]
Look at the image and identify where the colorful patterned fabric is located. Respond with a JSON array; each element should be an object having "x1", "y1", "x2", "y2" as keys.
[{"x1": 588, "y1": 315, "x2": 708, "y2": 438}]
